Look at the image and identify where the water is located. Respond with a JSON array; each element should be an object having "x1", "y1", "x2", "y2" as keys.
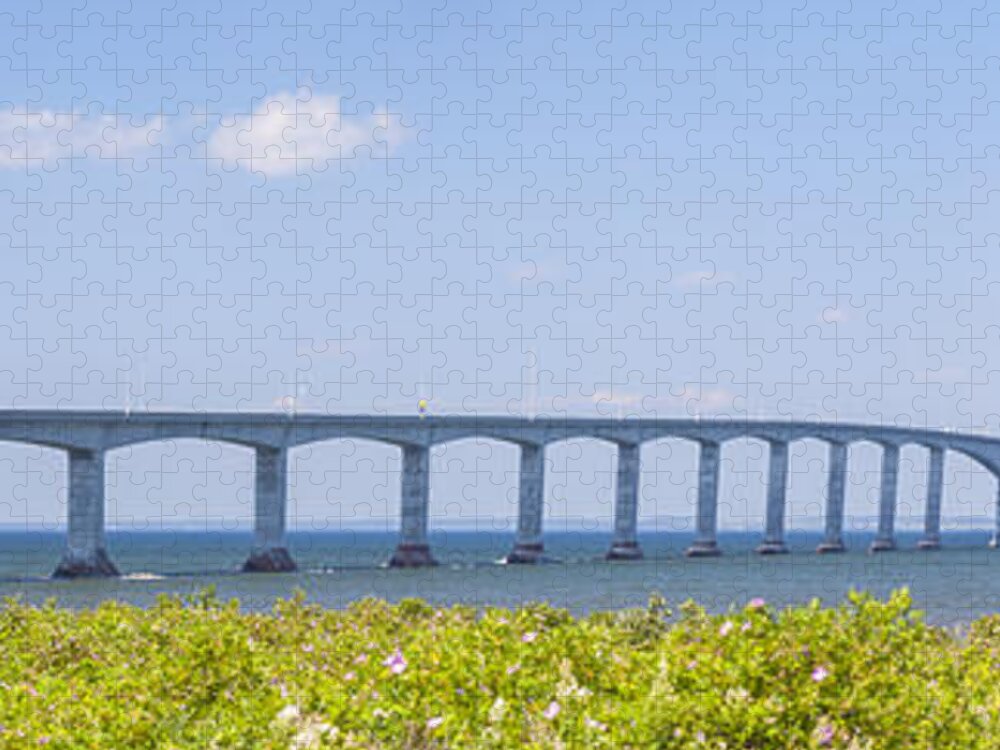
[{"x1": 1, "y1": 529, "x2": 999, "y2": 625}]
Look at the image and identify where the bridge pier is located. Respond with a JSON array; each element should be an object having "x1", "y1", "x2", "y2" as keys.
[
  {"x1": 244, "y1": 446, "x2": 297, "y2": 572},
  {"x1": 686, "y1": 441, "x2": 721, "y2": 557},
  {"x1": 53, "y1": 449, "x2": 119, "y2": 578},
  {"x1": 989, "y1": 484, "x2": 1000, "y2": 549},
  {"x1": 817, "y1": 442, "x2": 848, "y2": 553},
  {"x1": 917, "y1": 446, "x2": 945, "y2": 550},
  {"x1": 506, "y1": 443, "x2": 546, "y2": 563},
  {"x1": 389, "y1": 444, "x2": 437, "y2": 567},
  {"x1": 607, "y1": 443, "x2": 643, "y2": 560},
  {"x1": 756, "y1": 440, "x2": 789, "y2": 554},
  {"x1": 870, "y1": 444, "x2": 899, "y2": 552}
]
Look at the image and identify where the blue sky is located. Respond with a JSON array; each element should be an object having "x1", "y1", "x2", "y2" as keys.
[{"x1": 0, "y1": 0, "x2": 998, "y2": 533}]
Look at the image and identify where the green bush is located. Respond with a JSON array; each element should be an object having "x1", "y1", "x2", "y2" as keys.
[{"x1": 0, "y1": 588, "x2": 997, "y2": 748}]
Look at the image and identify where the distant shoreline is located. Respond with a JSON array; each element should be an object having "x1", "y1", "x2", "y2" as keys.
[{"x1": 0, "y1": 527, "x2": 996, "y2": 535}]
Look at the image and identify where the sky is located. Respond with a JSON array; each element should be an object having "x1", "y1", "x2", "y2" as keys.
[{"x1": 1, "y1": 0, "x2": 999, "y2": 534}]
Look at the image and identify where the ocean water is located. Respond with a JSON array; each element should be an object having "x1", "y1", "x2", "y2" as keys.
[{"x1": 1, "y1": 529, "x2": 998, "y2": 625}]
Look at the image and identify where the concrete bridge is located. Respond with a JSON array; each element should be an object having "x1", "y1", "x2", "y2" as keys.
[{"x1": 3, "y1": 410, "x2": 1000, "y2": 577}]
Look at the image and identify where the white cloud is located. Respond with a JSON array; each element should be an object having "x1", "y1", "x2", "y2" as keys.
[
  {"x1": 693, "y1": 387, "x2": 736, "y2": 409},
  {"x1": 820, "y1": 306, "x2": 850, "y2": 323},
  {"x1": 674, "y1": 269, "x2": 738, "y2": 289},
  {"x1": 0, "y1": 110, "x2": 161, "y2": 168},
  {"x1": 590, "y1": 389, "x2": 641, "y2": 406},
  {"x1": 669, "y1": 385, "x2": 737, "y2": 413},
  {"x1": 208, "y1": 90, "x2": 407, "y2": 176}
]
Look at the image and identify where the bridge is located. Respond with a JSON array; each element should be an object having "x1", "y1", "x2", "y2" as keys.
[{"x1": 2, "y1": 410, "x2": 1000, "y2": 577}]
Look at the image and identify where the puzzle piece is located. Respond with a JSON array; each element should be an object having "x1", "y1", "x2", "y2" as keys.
[{"x1": 0, "y1": 0, "x2": 996, "y2": 626}]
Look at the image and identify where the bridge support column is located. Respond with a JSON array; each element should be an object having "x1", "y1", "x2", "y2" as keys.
[
  {"x1": 507, "y1": 443, "x2": 546, "y2": 564},
  {"x1": 244, "y1": 446, "x2": 296, "y2": 572},
  {"x1": 389, "y1": 444, "x2": 437, "y2": 567},
  {"x1": 54, "y1": 449, "x2": 119, "y2": 578},
  {"x1": 817, "y1": 442, "x2": 848, "y2": 553},
  {"x1": 991, "y1": 484, "x2": 1000, "y2": 549},
  {"x1": 870, "y1": 444, "x2": 899, "y2": 552},
  {"x1": 918, "y1": 446, "x2": 945, "y2": 550},
  {"x1": 607, "y1": 443, "x2": 643, "y2": 560},
  {"x1": 757, "y1": 440, "x2": 789, "y2": 554},
  {"x1": 686, "y1": 441, "x2": 722, "y2": 557}
]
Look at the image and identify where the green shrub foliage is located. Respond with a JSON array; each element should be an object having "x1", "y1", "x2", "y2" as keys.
[{"x1": 0, "y1": 589, "x2": 997, "y2": 748}]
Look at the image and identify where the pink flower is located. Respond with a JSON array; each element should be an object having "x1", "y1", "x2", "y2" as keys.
[
  {"x1": 811, "y1": 666, "x2": 830, "y2": 682},
  {"x1": 344, "y1": 671, "x2": 356, "y2": 681},
  {"x1": 817, "y1": 723, "x2": 834, "y2": 746},
  {"x1": 506, "y1": 663, "x2": 521, "y2": 676},
  {"x1": 384, "y1": 648, "x2": 407, "y2": 675},
  {"x1": 542, "y1": 701, "x2": 561, "y2": 720},
  {"x1": 719, "y1": 620, "x2": 734, "y2": 637},
  {"x1": 585, "y1": 717, "x2": 607, "y2": 731},
  {"x1": 522, "y1": 632, "x2": 538, "y2": 643},
  {"x1": 426, "y1": 716, "x2": 444, "y2": 730},
  {"x1": 741, "y1": 621, "x2": 752, "y2": 633},
  {"x1": 748, "y1": 597, "x2": 766, "y2": 609}
]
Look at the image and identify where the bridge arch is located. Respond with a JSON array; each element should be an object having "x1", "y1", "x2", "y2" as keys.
[
  {"x1": 286, "y1": 436, "x2": 402, "y2": 568},
  {"x1": 289, "y1": 429, "x2": 411, "y2": 451},
  {"x1": 634, "y1": 435, "x2": 701, "y2": 538},
  {"x1": 100, "y1": 428, "x2": 272, "y2": 452},
  {"x1": 835, "y1": 438, "x2": 890, "y2": 547},
  {"x1": 911, "y1": 445, "x2": 999, "y2": 545},
  {"x1": 0, "y1": 440, "x2": 66, "y2": 551},
  {"x1": 0, "y1": 433, "x2": 77, "y2": 452},
  {"x1": 429, "y1": 436, "x2": 520, "y2": 525},
  {"x1": 711, "y1": 435, "x2": 772, "y2": 547},
  {"x1": 100, "y1": 437, "x2": 296, "y2": 574},
  {"x1": 289, "y1": 436, "x2": 401, "y2": 529},
  {"x1": 542, "y1": 434, "x2": 620, "y2": 518},
  {"x1": 104, "y1": 438, "x2": 256, "y2": 573},
  {"x1": 534, "y1": 435, "x2": 622, "y2": 559},
  {"x1": 785, "y1": 437, "x2": 834, "y2": 548},
  {"x1": 889, "y1": 443, "x2": 933, "y2": 535}
]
